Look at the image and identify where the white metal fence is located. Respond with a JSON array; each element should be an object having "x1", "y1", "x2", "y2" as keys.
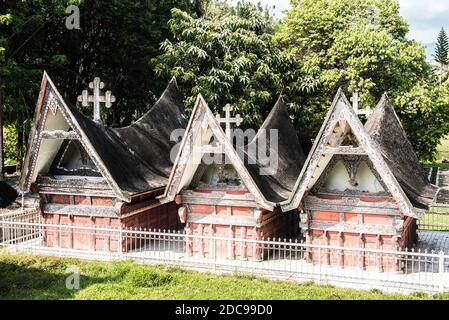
[
  {"x1": 0, "y1": 209, "x2": 40, "y2": 242},
  {"x1": 0, "y1": 215, "x2": 448, "y2": 294}
]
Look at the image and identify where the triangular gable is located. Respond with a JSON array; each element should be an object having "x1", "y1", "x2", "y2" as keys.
[
  {"x1": 281, "y1": 89, "x2": 419, "y2": 218},
  {"x1": 19, "y1": 72, "x2": 127, "y2": 200},
  {"x1": 312, "y1": 156, "x2": 386, "y2": 194},
  {"x1": 159, "y1": 94, "x2": 275, "y2": 210},
  {"x1": 50, "y1": 139, "x2": 100, "y2": 175}
]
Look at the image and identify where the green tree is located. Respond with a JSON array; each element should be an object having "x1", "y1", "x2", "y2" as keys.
[
  {"x1": 153, "y1": 1, "x2": 317, "y2": 129},
  {"x1": 434, "y1": 27, "x2": 449, "y2": 66},
  {"x1": 275, "y1": 0, "x2": 449, "y2": 160},
  {"x1": 190, "y1": 0, "x2": 212, "y2": 17},
  {"x1": 0, "y1": 12, "x2": 11, "y2": 177},
  {"x1": 0, "y1": 0, "x2": 194, "y2": 167}
]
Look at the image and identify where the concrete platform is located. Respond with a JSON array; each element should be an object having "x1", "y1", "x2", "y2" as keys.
[{"x1": 416, "y1": 230, "x2": 449, "y2": 254}]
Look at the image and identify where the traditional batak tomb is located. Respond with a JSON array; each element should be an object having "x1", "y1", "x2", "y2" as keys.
[
  {"x1": 158, "y1": 95, "x2": 306, "y2": 260},
  {"x1": 281, "y1": 90, "x2": 438, "y2": 271},
  {"x1": 19, "y1": 72, "x2": 188, "y2": 252},
  {"x1": 18, "y1": 72, "x2": 438, "y2": 270}
]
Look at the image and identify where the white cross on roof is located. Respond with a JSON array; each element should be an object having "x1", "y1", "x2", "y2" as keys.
[
  {"x1": 215, "y1": 104, "x2": 243, "y2": 139},
  {"x1": 77, "y1": 77, "x2": 115, "y2": 124},
  {"x1": 351, "y1": 92, "x2": 372, "y2": 117}
]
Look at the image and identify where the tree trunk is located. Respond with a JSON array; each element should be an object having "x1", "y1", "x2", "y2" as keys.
[
  {"x1": 0, "y1": 85, "x2": 4, "y2": 180},
  {"x1": 17, "y1": 120, "x2": 24, "y2": 170}
]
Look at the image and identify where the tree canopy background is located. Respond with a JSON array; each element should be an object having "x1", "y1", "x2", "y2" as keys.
[
  {"x1": 0, "y1": 0, "x2": 195, "y2": 165},
  {"x1": 275, "y1": 0, "x2": 449, "y2": 160},
  {"x1": 1, "y1": 0, "x2": 448, "y2": 167}
]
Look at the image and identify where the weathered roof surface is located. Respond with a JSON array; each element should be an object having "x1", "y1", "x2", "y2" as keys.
[
  {"x1": 365, "y1": 94, "x2": 438, "y2": 209},
  {"x1": 69, "y1": 78, "x2": 188, "y2": 195},
  {"x1": 245, "y1": 97, "x2": 306, "y2": 203},
  {"x1": 281, "y1": 89, "x2": 421, "y2": 218}
]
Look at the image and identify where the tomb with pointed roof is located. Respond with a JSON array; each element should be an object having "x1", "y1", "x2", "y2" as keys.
[
  {"x1": 19, "y1": 72, "x2": 188, "y2": 251},
  {"x1": 280, "y1": 89, "x2": 438, "y2": 271},
  {"x1": 159, "y1": 95, "x2": 306, "y2": 260}
]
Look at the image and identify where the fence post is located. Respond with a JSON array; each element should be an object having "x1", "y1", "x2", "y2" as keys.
[
  {"x1": 1, "y1": 220, "x2": 4, "y2": 245},
  {"x1": 439, "y1": 251, "x2": 445, "y2": 293},
  {"x1": 119, "y1": 226, "x2": 123, "y2": 258},
  {"x1": 213, "y1": 237, "x2": 216, "y2": 272},
  {"x1": 318, "y1": 246, "x2": 321, "y2": 283},
  {"x1": 58, "y1": 224, "x2": 62, "y2": 257}
]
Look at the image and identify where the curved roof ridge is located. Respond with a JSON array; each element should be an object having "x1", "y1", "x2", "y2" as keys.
[
  {"x1": 365, "y1": 94, "x2": 438, "y2": 209},
  {"x1": 244, "y1": 96, "x2": 306, "y2": 202}
]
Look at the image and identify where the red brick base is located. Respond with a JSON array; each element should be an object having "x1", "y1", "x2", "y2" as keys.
[
  {"x1": 41, "y1": 201, "x2": 180, "y2": 252},
  {"x1": 185, "y1": 209, "x2": 299, "y2": 261},
  {"x1": 304, "y1": 218, "x2": 417, "y2": 272},
  {"x1": 305, "y1": 231, "x2": 402, "y2": 272}
]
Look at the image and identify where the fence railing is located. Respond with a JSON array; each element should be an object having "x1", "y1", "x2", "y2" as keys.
[
  {"x1": 0, "y1": 218, "x2": 448, "y2": 293},
  {"x1": 0, "y1": 209, "x2": 41, "y2": 243},
  {"x1": 418, "y1": 205, "x2": 449, "y2": 231}
]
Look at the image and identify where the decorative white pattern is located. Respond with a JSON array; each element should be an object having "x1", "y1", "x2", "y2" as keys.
[{"x1": 47, "y1": 91, "x2": 59, "y2": 116}]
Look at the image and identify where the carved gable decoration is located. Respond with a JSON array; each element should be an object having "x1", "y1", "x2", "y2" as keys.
[
  {"x1": 191, "y1": 162, "x2": 244, "y2": 190},
  {"x1": 49, "y1": 140, "x2": 101, "y2": 176},
  {"x1": 159, "y1": 94, "x2": 274, "y2": 210},
  {"x1": 281, "y1": 89, "x2": 419, "y2": 218},
  {"x1": 19, "y1": 72, "x2": 122, "y2": 199},
  {"x1": 47, "y1": 91, "x2": 60, "y2": 116}
]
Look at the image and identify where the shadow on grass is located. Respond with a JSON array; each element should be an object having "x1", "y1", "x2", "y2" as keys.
[
  {"x1": 0, "y1": 261, "x2": 132, "y2": 300},
  {"x1": 0, "y1": 258, "x2": 179, "y2": 300}
]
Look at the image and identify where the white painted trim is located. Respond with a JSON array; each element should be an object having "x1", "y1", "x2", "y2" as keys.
[
  {"x1": 159, "y1": 94, "x2": 275, "y2": 210},
  {"x1": 22, "y1": 72, "x2": 126, "y2": 201}
]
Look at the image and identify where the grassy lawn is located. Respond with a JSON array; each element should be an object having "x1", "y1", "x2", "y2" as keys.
[
  {"x1": 0, "y1": 251, "x2": 448, "y2": 300},
  {"x1": 425, "y1": 136, "x2": 449, "y2": 169},
  {"x1": 417, "y1": 211, "x2": 449, "y2": 231}
]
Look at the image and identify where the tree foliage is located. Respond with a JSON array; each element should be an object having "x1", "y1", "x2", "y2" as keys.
[
  {"x1": 275, "y1": 0, "x2": 449, "y2": 160},
  {"x1": 1, "y1": 0, "x2": 448, "y2": 165},
  {"x1": 153, "y1": 1, "x2": 317, "y2": 129},
  {"x1": 434, "y1": 28, "x2": 449, "y2": 67},
  {"x1": 0, "y1": 0, "x2": 194, "y2": 165},
  {"x1": 190, "y1": 0, "x2": 212, "y2": 17}
]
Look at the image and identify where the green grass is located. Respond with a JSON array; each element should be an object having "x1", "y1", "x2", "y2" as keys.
[
  {"x1": 0, "y1": 251, "x2": 448, "y2": 300},
  {"x1": 437, "y1": 137, "x2": 449, "y2": 160},
  {"x1": 417, "y1": 211, "x2": 449, "y2": 231},
  {"x1": 425, "y1": 137, "x2": 449, "y2": 169}
]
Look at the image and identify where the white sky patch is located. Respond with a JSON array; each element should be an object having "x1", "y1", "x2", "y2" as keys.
[
  {"x1": 398, "y1": 0, "x2": 449, "y2": 43},
  {"x1": 228, "y1": 0, "x2": 447, "y2": 44}
]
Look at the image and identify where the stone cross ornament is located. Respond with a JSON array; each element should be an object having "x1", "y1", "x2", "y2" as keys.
[
  {"x1": 351, "y1": 92, "x2": 372, "y2": 117},
  {"x1": 216, "y1": 104, "x2": 243, "y2": 139},
  {"x1": 77, "y1": 77, "x2": 116, "y2": 124}
]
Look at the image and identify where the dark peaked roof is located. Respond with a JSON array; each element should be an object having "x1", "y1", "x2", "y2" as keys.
[
  {"x1": 112, "y1": 78, "x2": 188, "y2": 192},
  {"x1": 160, "y1": 93, "x2": 276, "y2": 210},
  {"x1": 245, "y1": 97, "x2": 306, "y2": 203},
  {"x1": 281, "y1": 88, "x2": 421, "y2": 218},
  {"x1": 20, "y1": 74, "x2": 188, "y2": 200},
  {"x1": 365, "y1": 94, "x2": 438, "y2": 209},
  {"x1": 67, "y1": 78, "x2": 188, "y2": 195}
]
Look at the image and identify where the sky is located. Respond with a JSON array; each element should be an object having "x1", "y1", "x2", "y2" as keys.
[{"x1": 229, "y1": 0, "x2": 449, "y2": 59}]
